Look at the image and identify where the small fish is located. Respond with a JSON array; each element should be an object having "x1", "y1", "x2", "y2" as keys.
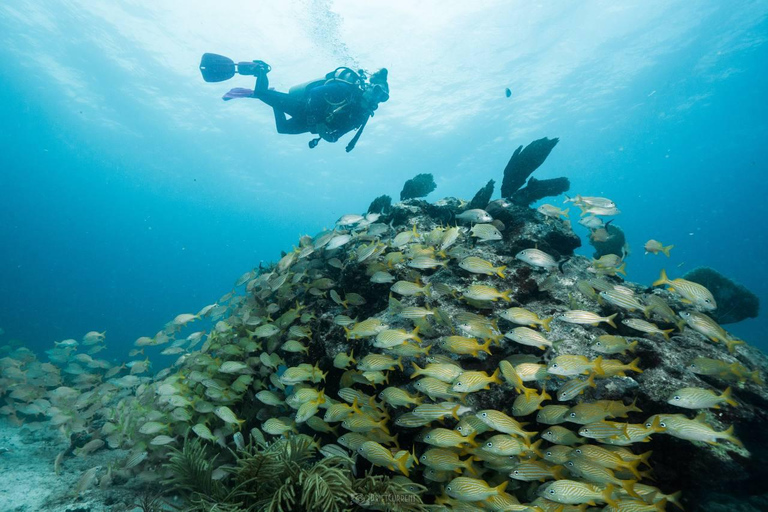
[
  {"x1": 336, "y1": 213, "x2": 364, "y2": 226},
  {"x1": 577, "y1": 421, "x2": 630, "y2": 442},
  {"x1": 218, "y1": 361, "x2": 253, "y2": 374},
  {"x1": 537, "y1": 479, "x2": 617, "y2": 507},
  {"x1": 666, "y1": 386, "x2": 737, "y2": 409},
  {"x1": 345, "y1": 318, "x2": 388, "y2": 338},
  {"x1": 326, "y1": 234, "x2": 352, "y2": 250},
  {"x1": 192, "y1": 423, "x2": 219, "y2": 442},
  {"x1": 441, "y1": 336, "x2": 491, "y2": 357},
  {"x1": 74, "y1": 466, "x2": 102, "y2": 496},
  {"x1": 512, "y1": 388, "x2": 552, "y2": 416},
  {"x1": 590, "y1": 226, "x2": 612, "y2": 243},
  {"x1": 411, "y1": 361, "x2": 464, "y2": 383},
  {"x1": 515, "y1": 248, "x2": 558, "y2": 270},
  {"x1": 173, "y1": 313, "x2": 199, "y2": 327},
  {"x1": 541, "y1": 426, "x2": 585, "y2": 446},
  {"x1": 644, "y1": 295, "x2": 680, "y2": 325},
  {"x1": 419, "y1": 448, "x2": 475, "y2": 473},
  {"x1": 505, "y1": 327, "x2": 554, "y2": 350},
  {"x1": 370, "y1": 271, "x2": 395, "y2": 283},
  {"x1": 565, "y1": 402, "x2": 613, "y2": 425},
  {"x1": 446, "y1": 477, "x2": 507, "y2": 502},
  {"x1": 255, "y1": 390, "x2": 285, "y2": 407},
  {"x1": 150, "y1": 435, "x2": 177, "y2": 446},
  {"x1": 591, "y1": 335, "x2": 638, "y2": 355},
  {"x1": 557, "y1": 373, "x2": 597, "y2": 401},
  {"x1": 600, "y1": 289, "x2": 644, "y2": 312},
  {"x1": 565, "y1": 195, "x2": 617, "y2": 209},
  {"x1": 281, "y1": 339, "x2": 309, "y2": 354},
  {"x1": 570, "y1": 444, "x2": 642, "y2": 477},
  {"x1": 499, "y1": 360, "x2": 537, "y2": 397},
  {"x1": 537, "y1": 405, "x2": 571, "y2": 425},
  {"x1": 214, "y1": 406, "x2": 246, "y2": 430},
  {"x1": 514, "y1": 362, "x2": 549, "y2": 382},
  {"x1": 579, "y1": 215, "x2": 604, "y2": 229},
  {"x1": 413, "y1": 377, "x2": 464, "y2": 400},
  {"x1": 600, "y1": 357, "x2": 643, "y2": 377},
  {"x1": 679, "y1": 311, "x2": 729, "y2": 343},
  {"x1": 357, "y1": 441, "x2": 410, "y2": 476},
  {"x1": 452, "y1": 369, "x2": 503, "y2": 393},
  {"x1": 579, "y1": 205, "x2": 621, "y2": 217},
  {"x1": 510, "y1": 460, "x2": 563, "y2": 482},
  {"x1": 538, "y1": 204, "x2": 570, "y2": 219},
  {"x1": 558, "y1": 310, "x2": 617, "y2": 328},
  {"x1": 374, "y1": 327, "x2": 421, "y2": 348},
  {"x1": 139, "y1": 421, "x2": 169, "y2": 435},
  {"x1": 652, "y1": 269, "x2": 716, "y2": 311},
  {"x1": 688, "y1": 357, "x2": 733, "y2": 376},
  {"x1": 407, "y1": 255, "x2": 447, "y2": 269},
  {"x1": 622, "y1": 318, "x2": 674, "y2": 340},
  {"x1": 505, "y1": 87, "x2": 512, "y2": 98},
  {"x1": 548, "y1": 355, "x2": 604, "y2": 377},
  {"x1": 412, "y1": 402, "x2": 461, "y2": 421},
  {"x1": 358, "y1": 353, "x2": 402, "y2": 372},
  {"x1": 456, "y1": 209, "x2": 493, "y2": 223},
  {"x1": 341, "y1": 414, "x2": 390, "y2": 434},
  {"x1": 470, "y1": 223, "x2": 503, "y2": 242},
  {"x1": 459, "y1": 256, "x2": 506, "y2": 277},
  {"x1": 397, "y1": 306, "x2": 434, "y2": 319},
  {"x1": 263, "y1": 417, "x2": 297, "y2": 436},
  {"x1": 439, "y1": 226, "x2": 462, "y2": 250},
  {"x1": 543, "y1": 445, "x2": 574, "y2": 465},
  {"x1": 463, "y1": 284, "x2": 512, "y2": 302},
  {"x1": 477, "y1": 409, "x2": 535, "y2": 440},
  {"x1": 645, "y1": 240, "x2": 674, "y2": 257},
  {"x1": 391, "y1": 280, "x2": 431, "y2": 297},
  {"x1": 647, "y1": 414, "x2": 742, "y2": 447},
  {"x1": 500, "y1": 307, "x2": 553, "y2": 331},
  {"x1": 249, "y1": 324, "x2": 280, "y2": 338},
  {"x1": 379, "y1": 387, "x2": 423, "y2": 408}
]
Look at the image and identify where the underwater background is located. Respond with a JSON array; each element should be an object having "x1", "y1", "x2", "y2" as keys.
[{"x1": 0, "y1": 1, "x2": 766, "y2": 358}]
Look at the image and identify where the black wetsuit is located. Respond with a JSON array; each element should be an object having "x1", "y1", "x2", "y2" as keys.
[{"x1": 253, "y1": 71, "x2": 368, "y2": 142}]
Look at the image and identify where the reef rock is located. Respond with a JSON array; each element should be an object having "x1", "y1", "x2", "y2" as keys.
[
  {"x1": 3, "y1": 189, "x2": 767, "y2": 512},
  {"x1": 500, "y1": 137, "x2": 560, "y2": 198},
  {"x1": 683, "y1": 267, "x2": 760, "y2": 325},
  {"x1": 510, "y1": 176, "x2": 571, "y2": 206},
  {"x1": 367, "y1": 194, "x2": 392, "y2": 215},
  {"x1": 468, "y1": 179, "x2": 495, "y2": 210},
  {"x1": 399, "y1": 173, "x2": 437, "y2": 201},
  {"x1": 590, "y1": 222, "x2": 627, "y2": 259}
]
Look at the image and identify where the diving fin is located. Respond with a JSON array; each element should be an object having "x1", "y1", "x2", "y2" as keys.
[{"x1": 199, "y1": 53, "x2": 236, "y2": 83}]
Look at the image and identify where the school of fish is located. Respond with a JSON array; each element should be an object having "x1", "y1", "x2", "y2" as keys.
[{"x1": 0, "y1": 192, "x2": 761, "y2": 510}]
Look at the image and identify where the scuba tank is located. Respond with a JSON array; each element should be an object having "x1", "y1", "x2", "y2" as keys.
[{"x1": 288, "y1": 67, "x2": 364, "y2": 99}]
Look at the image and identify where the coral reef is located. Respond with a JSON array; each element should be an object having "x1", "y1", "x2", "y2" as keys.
[
  {"x1": 467, "y1": 179, "x2": 495, "y2": 210},
  {"x1": 367, "y1": 194, "x2": 393, "y2": 215},
  {"x1": 500, "y1": 137, "x2": 560, "y2": 198},
  {"x1": 510, "y1": 176, "x2": 570, "y2": 206},
  {"x1": 399, "y1": 173, "x2": 436, "y2": 201},
  {"x1": 590, "y1": 222, "x2": 627, "y2": 259},
  {"x1": 683, "y1": 267, "x2": 760, "y2": 325},
  {"x1": 1, "y1": 170, "x2": 767, "y2": 512}
]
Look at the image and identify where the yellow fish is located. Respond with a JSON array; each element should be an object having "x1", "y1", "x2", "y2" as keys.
[
  {"x1": 666, "y1": 386, "x2": 737, "y2": 409},
  {"x1": 653, "y1": 269, "x2": 716, "y2": 310},
  {"x1": 451, "y1": 368, "x2": 503, "y2": 393},
  {"x1": 644, "y1": 239, "x2": 674, "y2": 257},
  {"x1": 357, "y1": 440, "x2": 410, "y2": 476},
  {"x1": 445, "y1": 477, "x2": 507, "y2": 502}
]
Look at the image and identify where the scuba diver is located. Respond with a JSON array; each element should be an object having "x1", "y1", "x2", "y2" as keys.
[{"x1": 199, "y1": 53, "x2": 389, "y2": 152}]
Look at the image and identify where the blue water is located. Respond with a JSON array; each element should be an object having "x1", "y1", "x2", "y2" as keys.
[{"x1": 0, "y1": 1, "x2": 766, "y2": 360}]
